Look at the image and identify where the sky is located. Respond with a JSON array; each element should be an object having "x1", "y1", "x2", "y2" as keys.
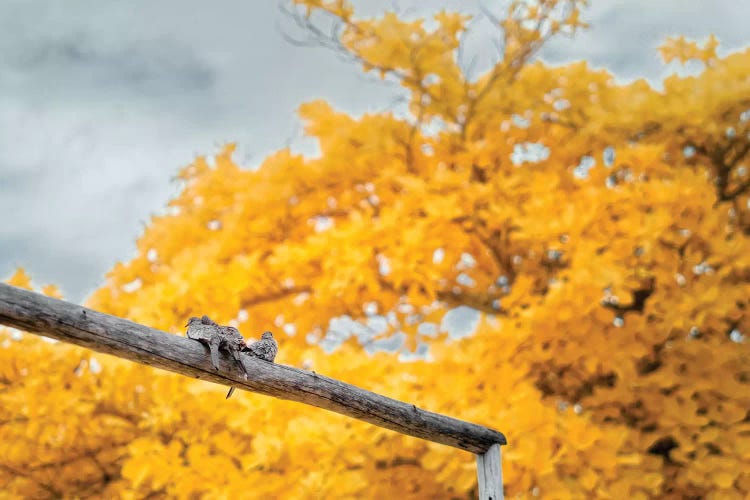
[{"x1": 1, "y1": 0, "x2": 749, "y2": 304}]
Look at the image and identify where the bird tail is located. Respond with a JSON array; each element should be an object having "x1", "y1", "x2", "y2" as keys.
[
  {"x1": 226, "y1": 387, "x2": 235, "y2": 399},
  {"x1": 209, "y1": 338, "x2": 221, "y2": 371},
  {"x1": 231, "y1": 349, "x2": 249, "y2": 380}
]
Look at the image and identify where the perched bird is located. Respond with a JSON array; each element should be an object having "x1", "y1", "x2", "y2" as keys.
[
  {"x1": 187, "y1": 316, "x2": 278, "y2": 399},
  {"x1": 226, "y1": 331, "x2": 278, "y2": 399},
  {"x1": 186, "y1": 316, "x2": 249, "y2": 378},
  {"x1": 244, "y1": 331, "x2": 278, "y2": 362},
  {"x1": 186, "y1": 315, "x2": 221, "y2": 370},
  {"x1": 220, "y1": 325, "x2": 250, "y2": 380}
]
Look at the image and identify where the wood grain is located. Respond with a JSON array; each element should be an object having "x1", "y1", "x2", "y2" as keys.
[
  {"x1": 477, "y1": 443, "x2": 504, "y2": 499},
  {"x1": 0, "y1": 283, "x2": 506, "y2": 454}
]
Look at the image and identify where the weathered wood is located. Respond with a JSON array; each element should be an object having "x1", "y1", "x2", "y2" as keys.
[
  {"x1": 0, "y1": 283, "x2": 506, "y2": 454},
  {"x1": 477, "y1": 443, "x2": 504, "y2": 500}
]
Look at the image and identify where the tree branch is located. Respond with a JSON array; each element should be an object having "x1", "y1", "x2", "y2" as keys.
[{"x1": 0, "y1": 283, "x2": 506, "y2": 454}]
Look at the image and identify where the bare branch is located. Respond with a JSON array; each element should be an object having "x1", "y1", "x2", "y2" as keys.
[{"x1": 278, "y1": 1, "x2": 454, "y2": 124}]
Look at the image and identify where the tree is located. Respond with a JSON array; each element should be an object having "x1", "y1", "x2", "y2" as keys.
[{"x1": 2, "y1": 1, "x2": 749, "y2": 497}]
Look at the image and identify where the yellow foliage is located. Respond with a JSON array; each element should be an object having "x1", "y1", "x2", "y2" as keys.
[
  {"x1": 2, "y1": 2, "x2": 750, "y2": 499},
  {"x1": 7, "y1": 268, "x2": 32, "y2": 290},
  {"x1": 659, "y1": 34, "x2": 719, "y2": 65}
]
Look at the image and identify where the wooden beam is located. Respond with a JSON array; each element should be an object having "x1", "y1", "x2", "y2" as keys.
[
  {"x1": 477, "y1": 443, "x2": 504, "y2": 500},
  {"x1": 0, "y1": 283, "x2": 506, "y2": 454}
]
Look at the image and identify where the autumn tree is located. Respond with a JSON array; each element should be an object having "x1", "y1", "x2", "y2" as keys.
[{"x1": 2, "y1": 1, "x2": 750, "y2": 498}]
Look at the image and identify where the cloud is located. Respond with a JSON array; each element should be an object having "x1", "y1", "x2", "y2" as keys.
[
  {"x1": 539, "y1": 0, "x2": 750, "y2": 84},
  {"x1": 5, "y1": 33, "x2": 215, "y2": 99},
  {"x1": 1, "y1": 0, "x2": 749, "y2": 303}
]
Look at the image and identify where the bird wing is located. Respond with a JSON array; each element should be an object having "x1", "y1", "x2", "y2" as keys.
[
  {"x1": 224, "y1": 327, "x2": 244, "y2": 341},
  {"x1": 245, "y1": 340, "x2": 264, "y2": 356},
  {"x1": 208, "y1": 336, "x2": 221, "y2": 371},
  {"x1": 245, "y1": 340, "x2": 276, "y2": 361},
  {"x1": 187, "y1": 323, "x2": 214, "y2": 342},
  {"x1": 229, "y1": 347, "x2": 249, "y2": 379},
  {"x1": 221, "y1": 328, "x2": 245, "y2": 351}
]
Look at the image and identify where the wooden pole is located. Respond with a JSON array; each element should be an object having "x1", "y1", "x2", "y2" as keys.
[
  {"x1": 476, "y1": 443, "x2": 504, "y2": 500},
  {"x1": 0, "y1": 283, "x2": 506, "y2": 456}
]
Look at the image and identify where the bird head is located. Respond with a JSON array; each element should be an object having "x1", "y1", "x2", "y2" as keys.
[
  {"x1": 185, "y1": 317, "x2": 201, "y2": 327},
  {"x1": 261, "y1": 331, "x2": 274, "y2": 340}
]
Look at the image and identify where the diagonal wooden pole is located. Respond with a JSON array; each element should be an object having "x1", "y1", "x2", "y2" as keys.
[{"x1": 0, "y1": 283, "x2": 506, "y2": 459}]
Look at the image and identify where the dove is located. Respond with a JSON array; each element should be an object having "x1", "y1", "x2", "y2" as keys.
[
  {"x1": 186, "y1": 315, "x2": 221, "y2": 370},
  {"x1": 186, "y1": 316, "x2": 249, "y2": 378},
  {"x1": 220, "y1": 325, "x2": 250, "y2": 380},
  {"x1": 244, "y1": 331, "x2": 278, "y2": 362},
  {"x1": 226, "y1": 331, "x2": 278, "y2": 399}
]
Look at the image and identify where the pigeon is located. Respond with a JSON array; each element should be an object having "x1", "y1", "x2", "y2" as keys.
[
  {"x1": 186, "y1": 315, "x2": 221, "y2": 370},
  {"x1": 220, "y1": 325, "x2": 250, "y2": 380},
  {"x1": 187, "y1": 316, "x2": 249, "y2": 379},
  {"x1": 244, "y1": 331, "x2": 278, "y2": 362},
  {"x1": 226, "y1": 331, "x2": 278, "y2": 399}
]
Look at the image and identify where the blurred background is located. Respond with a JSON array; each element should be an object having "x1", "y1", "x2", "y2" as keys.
[
  {"x1": 2, "y1": 1, "x2": 750, "y2": 498},
  {"x1": 2, "y1": 0, "x2": 749, "y2": 303}
]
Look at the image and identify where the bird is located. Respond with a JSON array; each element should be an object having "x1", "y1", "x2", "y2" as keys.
[
  {"x1": 244, "y1": 331, "x2": 278, "y2": 362},
  {"x1": 186, "y1": 316, "x2": 249, "y2": 378},
  {"x1": 186, "y1": 315, "x2": 221, "y2": 370},
  {"x1": 220, "y1": 325, "x2": 250, "y2": 380},
  {"x1": 226, "y1": 331, "x2": 278, "y2": 399}
]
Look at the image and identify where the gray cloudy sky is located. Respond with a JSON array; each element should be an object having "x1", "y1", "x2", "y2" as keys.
[{"x1": 1, "y1": 0, "x2": 749, "y2": 303}]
